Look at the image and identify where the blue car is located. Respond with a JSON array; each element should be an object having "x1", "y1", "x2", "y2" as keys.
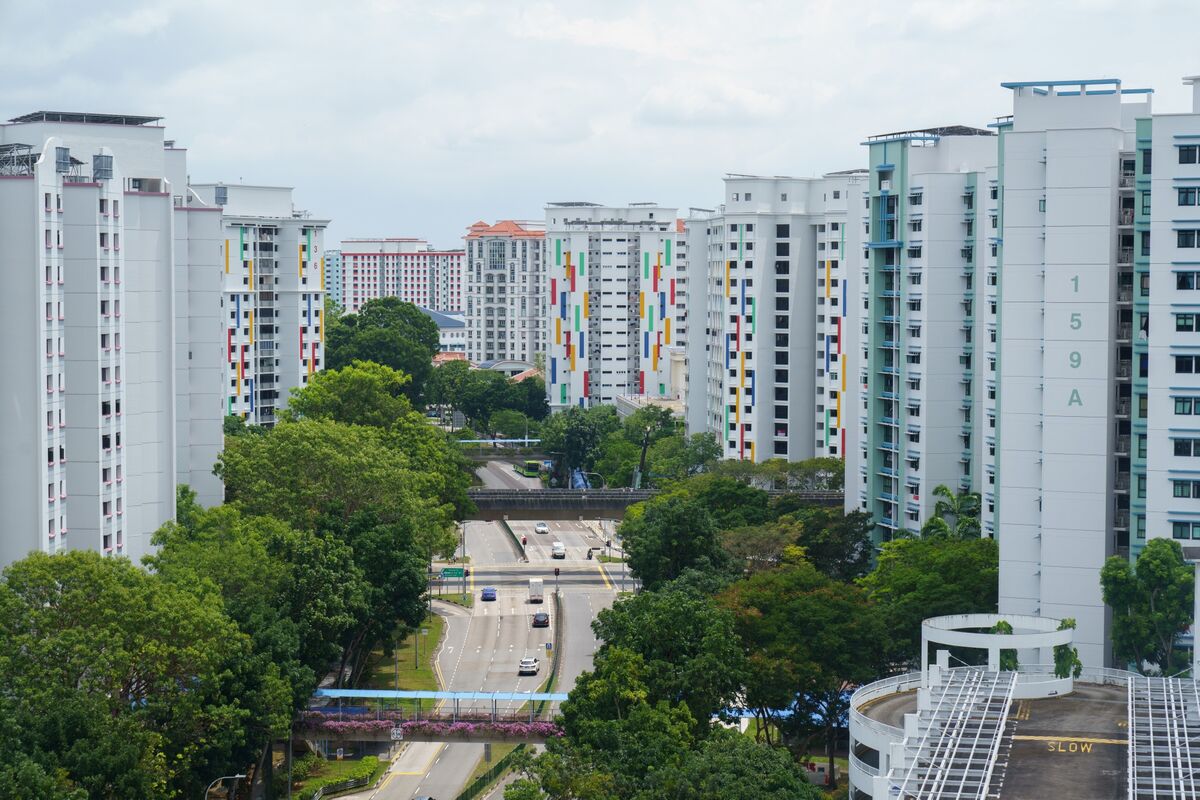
[{"x1": 481, "y1": 587, "x2": 497, "y2": 601}]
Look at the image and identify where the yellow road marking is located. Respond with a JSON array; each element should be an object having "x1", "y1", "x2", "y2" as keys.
[
  {"x1": 1012, "y1": 735, "x2": 1126, "y2": 745},
  {"x1": 595, "y1": 562, "x2": 613, "y2": 591},
  {"x1": 393, "y1": 743, "x2": 446, "y2": 775}
]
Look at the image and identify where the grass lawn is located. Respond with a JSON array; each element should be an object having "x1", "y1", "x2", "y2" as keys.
[
  {"x1": 596, "y1": 553, "x2": 626, "y2": 564},
  {"x1": 463, "y1": 742, "x2": 519, "y2": 788},
  {"x1": 293, "y1": 756, "x2": 386, "y2": 799},
  {"x1": 362, "y1": 612, "x2": 446, "y2": 709},
  {"x1": 436, "y1": 591, "x2": 474, "y2": 609}
]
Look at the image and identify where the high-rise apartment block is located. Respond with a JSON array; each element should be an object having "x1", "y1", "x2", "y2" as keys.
[
  {"x1": 688, "y1": 174, "x2": 866, "y2": 464},
  {"x1": 859, "y1": 129, "x2": 998, "y2": 537},
  {"x1": 545, "y1": 204, "x2": 679, "y2": 412},
  {"x1": 464, "y1": 220, "x2": 546, "y2": 364},
  {"x1": 0, "y1": 111, "x2": 224, "y2": 565},
  {"x1": 190, "y1": 184, "x2": 328, "y2": 427},
  {"x1": 323, "y1": 248, "x2": 344, "y2": 307},
  {"x1": 338, "y1": 238, "x2": 464, "y2": 314},
  {"x1": 992, "y1": 80, "x2": 1154, "y2": 667}
]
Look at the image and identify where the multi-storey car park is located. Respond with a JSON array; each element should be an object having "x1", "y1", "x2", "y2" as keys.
[
  {"x1": 847, "y1": 613, "x2": 1200, "y2": 800},
  {"x1": 544, "y1": 203, "x2": 679, "y2": 412}
]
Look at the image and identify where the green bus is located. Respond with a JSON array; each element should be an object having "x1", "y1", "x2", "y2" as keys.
[{"x1": 514, "y1": 460, "x2": 541, "y2": 478}]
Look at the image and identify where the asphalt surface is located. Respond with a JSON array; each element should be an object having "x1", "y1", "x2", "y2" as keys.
[
  {"x1": 368, "y1": 519, "x2": 618, "y2": 800},
  {"x1": 474, "y1": 460, "x2": 542, "y2": 490}
]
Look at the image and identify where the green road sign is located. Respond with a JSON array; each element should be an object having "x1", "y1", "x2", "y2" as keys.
[{"x1": 441, "y1": 567, "x2": 465, "y2": 578}]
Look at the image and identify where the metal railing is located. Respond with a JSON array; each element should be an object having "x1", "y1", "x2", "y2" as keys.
[
  {"x1": 849, "y1": 671, "x2": 922, "y2": 741},
  {"x1": 849, "y1": 749, "x2": 880, "y2": 778},
  {"x1": 453, "y1": 744, "x2": 528, "y2": 800}
]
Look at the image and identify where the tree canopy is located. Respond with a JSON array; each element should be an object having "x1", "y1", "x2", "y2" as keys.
[
  {"x1": 1101, "y1": 538, "x2": 1195, "y2": 675},
  {"x1": 859, "y1": 536, "x2": 999, "y2": 664},
  {"x1": 0, "y1": 552, "x2": 252, "y2": 799},
  {"x1": 324, "y1": 297, "x2": 439, "y2": 403},
  {"x1": 621, "y1": 495, "x2": 727, "y2": 590}
]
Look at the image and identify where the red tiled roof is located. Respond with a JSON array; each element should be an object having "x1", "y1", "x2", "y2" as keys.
[
  {"x1": 464, "y1": 220, "x2": 545, "y2": 240},
  {"x1": 508, "y1": 368, "x2": 543, "y2": 383}
]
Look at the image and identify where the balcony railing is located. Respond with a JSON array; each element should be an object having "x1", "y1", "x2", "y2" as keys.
[
  {"x1": 1118, "y1": 248, "x2": 1133, "y2": 265},
  {"x1": 1119, "y1": 209, "x2": 1134, "y2": 225},
  {"x1": 1115, "y1": 435, "x2": 1130, "y2": 454}
]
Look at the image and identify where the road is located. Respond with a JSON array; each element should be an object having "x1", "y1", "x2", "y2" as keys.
[
  {"x1": 369, "y1": 519, "x2": 618, "y2": 800},
  {"x1": 474, "y1": 460, "x2": 542, "y2": 490}
]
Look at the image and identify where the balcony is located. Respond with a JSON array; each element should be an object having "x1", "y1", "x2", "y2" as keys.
[
  {"x1": 1115, "y1": 398, "x2": 1131, "y2": 417},
  {"x1": 1119, "y1": 174, "x2": 1135, "y2": 189},
  {"x1": 1117, "y1": 286, "x2": 1132, "y2": 302},
  {"x1": 1115, "y1": 435, "x2": 1130, "y2": 455},
  {"x1": 1114, "y1": 510, "x2": 1130, "y2": 529},
  {"x1": 1116, "y1": 361, "x2": 1132, "y2": 379},
  {"x1": 1117, "y1": 324, "x2": 1131, "y2": 342},
  {"x1": 1118, "y1": 248, "x2": 1133, "y2": 266},
  {"x1": 1114, "y1": 474, "x2": 1130, "y2": 492},
  {"x1": 1118, "y1": 209, "x2": 1134, "y2": 226}
]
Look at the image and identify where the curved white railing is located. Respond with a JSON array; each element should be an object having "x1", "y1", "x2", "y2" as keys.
[
  {"x1": 849, "y1": 671, "x2": 921, "y2": 741},
  {"x1": 849, "y1": 749, "x2": 880, "y2": 778}
]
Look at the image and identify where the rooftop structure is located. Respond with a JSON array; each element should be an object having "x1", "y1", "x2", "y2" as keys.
[{"x1": 8, "y1": 111, "x2": 163, "y2": 126}]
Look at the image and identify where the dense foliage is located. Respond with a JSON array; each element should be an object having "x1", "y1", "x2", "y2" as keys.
[
  {"x1": 1101, "y1": 538, "x2": 1195, "y2": 674},
  {"x1": 324, "y1": 297, "x2": 439, "y2": 403}
]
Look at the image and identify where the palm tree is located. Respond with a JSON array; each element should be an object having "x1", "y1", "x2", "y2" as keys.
[{"x1": 921, "y1": 484, "x2": 982, "y2": 539}]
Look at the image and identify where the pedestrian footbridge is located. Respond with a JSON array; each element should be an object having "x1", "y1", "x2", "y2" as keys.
[{"x1": 303, "y1": 689, "x2": 568, "y2": 744}]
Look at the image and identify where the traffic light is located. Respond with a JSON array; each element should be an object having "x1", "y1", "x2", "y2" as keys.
[{"x1": 554, "y1": 567, "x2": 560, "y2": 577}]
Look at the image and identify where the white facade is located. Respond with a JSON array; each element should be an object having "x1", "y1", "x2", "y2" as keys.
[
  {"x1": 860, "y1": 130, "x2": 998, "y2": 539},
  {"x1": 323, "y1": 249, "x2": 344, "y2": 307},
  {"x1": 0, "y1": 111, "x2": 222, "y2": 566},
  {"x1": 191, "y1": 184, "x2": 328, "y2": 428},
  {"x1": 545, "y1": 204, "x2": 678, "y2": 412},
  {"x1": 339, "y1": 238, "x2": 464, "y2": 314},
  {"x1": 464, "y1": 220, "x2": 545, "y2": 364},
  {"x1": 691, "y1": 174, "x2": 866, "y2": 464},
  {"x1": 995, "y1": 81, "x2": 1150, "y2": 668},
  {"x1": 420, "y1": 308, "x2": 467, "y2": 353}
]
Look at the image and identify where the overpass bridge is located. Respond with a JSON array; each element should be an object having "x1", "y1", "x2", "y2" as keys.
[
  {"x1": 465, "y1": 488, "x2": 844, "y2": 520},
  {"x1": 303, "y1": 688, "x2": 567, "y2": 744}
]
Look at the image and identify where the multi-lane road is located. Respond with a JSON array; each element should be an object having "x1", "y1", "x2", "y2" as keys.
[{"x1": 369, "y1": 518, "x2": 619, "y2": 799}]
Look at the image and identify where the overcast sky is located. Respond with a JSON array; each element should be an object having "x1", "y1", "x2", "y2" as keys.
[{"x1": 2, "y1": 0, "x2": 1193, "y2": 247}]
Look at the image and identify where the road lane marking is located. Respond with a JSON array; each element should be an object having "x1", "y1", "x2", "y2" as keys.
[
  {"x1": 595, "y1": 562, "x2": 613, "y2": 590},
  {"x1": 392, "y1": 743, "x2": 446, "y2": 775},
  {"x1": 1012, "y1": 735, "x2": 1126, "y2": 745}
]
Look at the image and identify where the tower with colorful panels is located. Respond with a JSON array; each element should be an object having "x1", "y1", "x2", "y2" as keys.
[{"x1": 544, "y1": 203, "x2": 679, "y2": 412}]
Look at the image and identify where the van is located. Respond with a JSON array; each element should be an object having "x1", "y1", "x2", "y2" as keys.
[
  {"x1": 551, "y1": 542, "x2": 566, "y2": 559},
  {"x1": 529, "y1": 577, "x2": 544, "y2": 603}
]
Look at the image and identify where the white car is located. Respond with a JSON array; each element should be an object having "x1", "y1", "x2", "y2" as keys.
[
  {"x1": 518, "y1": 657, "x2": 540, "y2": 675},
  {"x1": 534, "y1": 522, "x2": 550, "y2": 535}
]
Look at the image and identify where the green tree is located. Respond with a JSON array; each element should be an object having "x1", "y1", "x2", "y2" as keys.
[
  {"x1": 621, "y1": 496, "x2": 726, "y2": 589},
  {"x1": 919, "y1": 484, "x2": 982, "y2": 539},
  {"x1": 460, "y1": 369, "x2": 517, "y2": 430},
  {"x1": 325, "y1": 297, "x2": 439, "y2": 402},
  {"x1": 280, "y1": 361, "x2": 415, "y2": 428},
  {"x1": 988, "y1": 620, "x2": 1019, "y2": 671},
  {"x1": 687, "y1": 475, "x2": 772, "y2": 530},
  {"x1": 647, "y1": 433, "x2": 721, "y2": 482},
  {"x1": 223, "y1": 413, "x2": 265, "y2": 438},
  {"x1": 1101, "y1": 538, "x2": 1195, "y2": 674},
  {"x1": 590, "y1": 586, "x2": 746, "y2": 728},
  {"x1": 722, "y1": 510, "x2": 872, "y2": 583},
  {"x1": 0, "y1": 552, "x2": 250, "y2": 799},
  {"x1": 540, "y1": 406, "x2": 620, "y2": 483},
  {"x1": 216, "y1": 418, "x2": 463, "y2": 543},
  {"x1": 720, "y1": 558, "x2": 883, "y2": 788},
  {"x1": 490, "y1": 408, "x2": 535, "y2": 439},
  {"x1": 860, "y1": 537, "x2": 998, "y2": 664},
  {"x1": 621, "y1": 406, "x2": 678, "y2": 487},
  {"x1": 593, "y1": 433, "x2": 640, "y2": 488},
  {"x1": 427, "y1": 359, "x2": 471, "y2": 422},
  {"x1": 1054, "y1": 618, "x2": 1083, "y2": 679}
]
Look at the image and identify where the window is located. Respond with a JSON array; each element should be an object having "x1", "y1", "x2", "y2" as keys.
[
  {"x1": 1174, "y1": 438, "x2": 1200, "y2": 456},
  {"x1": 780, "y1": 193, "x2": 788, "y2": 202},
  {"x1": 776, "y1": 224, "x2": 789, "y2": 238},
  {"x1": 744, "y1": 193, "x2": 752, "y2": 201},
  {"x1": 1178, "y1": 271, "x2": 1199, "y2": 289},
  {"x1": 1181, "y1": 145, "x2": 1199, "y2": 164},
  {"x1": 1178, "y1": 314, "x2": 1199, "y2": 332},
  {"x1": 1181, "y1": 189, "x2": 1199, "y2": 206},
  {"x1": 1179, "y1": 231, "x2": 1198, "y2": 249},
  {"x1": 1176, "y1": 355, "x2": 1200, "y2": 374}
]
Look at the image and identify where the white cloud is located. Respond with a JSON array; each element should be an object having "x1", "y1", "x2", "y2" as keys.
[{"x1": 1, "y1": 0, "x2": 1194, "y2": 246}]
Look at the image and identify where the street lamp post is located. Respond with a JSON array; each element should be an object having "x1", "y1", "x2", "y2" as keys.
[{"x1": 205, "y1": 773, "x2": 245, "y2": 800}]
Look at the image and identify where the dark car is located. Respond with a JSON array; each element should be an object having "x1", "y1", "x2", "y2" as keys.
[
  {"x1": 481, "y1": 586, "x2": 497, "y2": 601},
  {"x1": 532, "y1": 611, "x2": 550, "y2": 628}
]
